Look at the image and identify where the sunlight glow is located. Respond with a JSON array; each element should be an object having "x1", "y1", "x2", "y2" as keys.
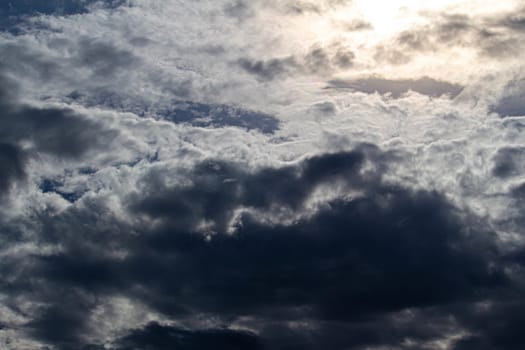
[{"x1": 282, "y1": 0, "x2": 522, "y2": 80}]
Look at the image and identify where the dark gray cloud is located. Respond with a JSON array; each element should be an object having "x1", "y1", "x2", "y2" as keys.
[
  {"x1": 0, "y1": 37, "x2": 139, "y2": 87},
  {"x1": 327, "y1": 76, "x2": 464, "y2": 98},
  {"x1": 237, "y1": 56, "x2": 300, "y2": 81},
  {"x1": 497, "y1": 8, "x2": 525, "y2": 32},
  {"x1": 224, "y1": 0, "x2": 255, "y2": 21},
  {"x1": 310, "y1": 101, "x2": 337, "y2": 115},
  {"x1": 285, "y1": 1, "x2": 323, "y2": 15},
  {"x1": 5, "y1": 112, "x2": 111, "y2": 163},
  {"x1": 341, "y1": 19, "x2": 373, "y2": 32},
  {"x1": 27, "y1": 294, "x2": 96, "y2": 350},
  {"x1": 116, "y1": 322, "x2": 264, "y2": 350},
  {"x1": 453, "y1": 301, "x2": 525, "y2": 350},
  {"x1": 284, "y1": 0, "x2": 352, "y2": 15},
  {"x1": 0, "y1": 42, "x2": 62, "y2": 81},
  {"x1": 502, "y1": 182, "x2": 525, "y2": 234},
  {"x1": 332, "y1": 47, "x2": 355, "y2": 69},
  {"x1": 238, "y1": 46, "x2": 355, "y2": 81},
  {"x1": 0, "y1": 75, "x2": 117, "y2": 195},
  {"x1": 124, "y1": 155, "x2": 503, "y2": 322},
  {"x1": 492, "y1": 147, "x2": 525, "y2": 178},
  {"x1": 75, "y1": 38, "x2": 139, "y2": 77},
  {"x1": 0, "y1": 143, "x2": 26, "y2": 194},
  {"x1": 224, "y1": 0, "x2": 332, "y2": 20},
  {"x1": 304, "y1": 47, "x2": 332, "y2": 73},
  {"x1": 0, "y1": 104, "x2": 116, "y2": 158},
  {"x1": 492, "y1": 77, "x2": 525, "y2": 117},
  {"x1": 5, "y1": 145, "x2": 520, "y2": 350},
  {"x1": 224, "y1": 0, "x2": 352, "y2": 18}
]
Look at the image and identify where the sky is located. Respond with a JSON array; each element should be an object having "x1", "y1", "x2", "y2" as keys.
[{"x1": 1, "y1": 0, "x2": 525, "y2": 349}]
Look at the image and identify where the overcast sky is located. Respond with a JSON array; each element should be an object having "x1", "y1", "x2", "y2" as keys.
[{"x1": 1, "y1": 1, "x2": 525, "y2": 349}]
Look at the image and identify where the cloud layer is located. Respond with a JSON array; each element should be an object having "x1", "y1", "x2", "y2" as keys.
[{"x1": 1, "y1": 1, "x2": 525, "y2": 349}]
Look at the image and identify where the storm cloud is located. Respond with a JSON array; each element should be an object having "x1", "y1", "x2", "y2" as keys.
[{"x1": 1, "y1": 147, "x2": 519, "y2": 350}]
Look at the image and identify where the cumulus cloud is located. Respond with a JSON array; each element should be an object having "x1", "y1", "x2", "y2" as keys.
[{"x1": 1, "y1": 148, "x2": 512, "y2": 349}]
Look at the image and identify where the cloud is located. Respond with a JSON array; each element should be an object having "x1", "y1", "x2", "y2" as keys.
[
  {"x1": 283, "y1": 0, "x2": 352, "y2": 15},
  {"x1": 1, "y1": 1, "x2": 525, "y2": 349},
  {"x1": 115, "y1": 322, "x2": 264, "y2": 350},
  {"x1": 0, "y1": 74, "x2": 118, "y2": 198},
  {"x1": 340, "y1": 19, "x2": 372, "y2": 31},
  {"x1": 492, "y1": 77, "x2": 525, "y2": 117},
  {"x1": 75, "y1": 38, "x2": 139, "y2": 77},
  {"x1": 0, "y1": 102, "x2": 117, "y2": 160},
  {"x1": 237, "y1": 56, "x2": 300, "y2": 81},
  {"x1": 492, "y1": 147, "x2": 525, "y2": 178},
  {"x1": 3, "y1": 147, "x2": 513, "y2": 349},
  {"x1": 238, "y1": 45, "x2": 355, "y2": 81},
  {"x1": 327, "y1": 76, "x2": 464, "y2": 98},
  {"x1": 0, "y1": 143, "x2": 26, "y2": 195},
  {"x1": 497, "y1": 8, "x2": 525, "y2": 32},
  {"x1": 375, "y1": 11, "x2": 525, "y2": 65},
  {"x1": 224, "y1": 0, "x2": 255, "y2": 20}
]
